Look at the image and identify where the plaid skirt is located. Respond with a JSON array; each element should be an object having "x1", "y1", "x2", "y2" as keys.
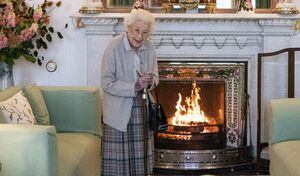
[{"x1": 101, "y1": 94, "x2": 154, "y2": 176}]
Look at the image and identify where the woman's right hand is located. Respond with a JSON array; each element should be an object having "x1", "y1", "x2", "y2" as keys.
[{"x1": 135, "y1": 74, "x2": 151, "y2": 91}]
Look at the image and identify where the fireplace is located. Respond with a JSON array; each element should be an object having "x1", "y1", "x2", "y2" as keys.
[
  {"x1": 153, "y1": 61, "x2": 252, "y2": 170},
  {"x1": 72, "y1": 13, "x2": 299, "y2": 173}
]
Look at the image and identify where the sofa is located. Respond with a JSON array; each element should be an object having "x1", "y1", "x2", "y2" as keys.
[
  {"x1": 269, "y1": 98, "x2": 300, "y2": 176},
  {"x1": 0, "y1": 86, "x2": 101, "y2": 176}
]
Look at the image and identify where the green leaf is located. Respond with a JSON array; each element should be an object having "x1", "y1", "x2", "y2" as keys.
[
  {"x1": 41, "y1": 25, "x2": 48, "y2": 31},
  {"x1": 47, "y1": 1, "x2": 53, "y2": 7},
  {"x1": 46, "y1": 34, "x2": 52, "y2": 42},
  {"x1": 48, "y1": 27, "x2": 54, "y2": 33},
  {"x1": 36, "y1": 39, "x2": 42, "y2": 49},
  {"x1": 41, "y1": 3, "x2": 47, "y2": 9},
  {"x1": 57, "y1": 32, "x2": 63, "y2": 39},
  {"x1": 29, "y1": 42, "x2": 35, "y2": 49},
  {"x1": 40, "y1": 39, "x2": 48, "y2": 49},
  {"x1": 28, "y1": 7, "x2": 34, "y2": 17},
  {"x1": 5, "y1": 58, "x2": 15, "y2": 67},
  {"x1": 0, "y1": 54, "x2": 8, "y2": 63},
  {"x1": 56, "y1": 1, "x2": 62, "y2": 7},
  {"x1": 38, "y1": 58, "x2": 42, "y2": 66},
  {"x1": 23, "y1": 54, "x2": 36, "y2": 63},
  {"x1": 33, "y1": 51, "x2": 38, "y2": 57}
]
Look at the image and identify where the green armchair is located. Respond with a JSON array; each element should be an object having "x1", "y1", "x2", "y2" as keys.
[
  {"x1": 269, "y1": 98, "x2": 300, "y2": 176},
  {"x1": 0, "y1": 86, "x2": 101, "y2": 176}
]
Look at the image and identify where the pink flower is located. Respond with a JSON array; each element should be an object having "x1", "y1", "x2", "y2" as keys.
[
  {"x1": 0, "y1": 34, "x2": 8, "y2": 49},
  {"x1": 33, "y1": 7, "x2": 43, "y2": 21},
  {"x1": 3, "y1": 2, "x2": 16, "y2": 27},
  {"x1": 5, "y1": 12, "x2": 16, "y2": 27},
  {"x1": 0, "y1": 16, "x2": 5, "y2": 26},
  {"x1": 18, "y1": 23, "x2": 39, "y2": 42},
  {"x1": 4, "y1": 2, "x2": 13, "y2": 13}
]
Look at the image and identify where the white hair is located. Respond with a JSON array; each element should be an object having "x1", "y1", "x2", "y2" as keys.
[{"x1": 124, "y1": 9, "x2": 156, "y2": 34}]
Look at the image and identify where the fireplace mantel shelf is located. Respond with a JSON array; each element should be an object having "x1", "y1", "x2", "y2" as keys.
[
  {"x1": 71, "y1": 13, "x2": 300, "y2": 32},
  {"x1": 72, "y1": 13, "x2": 300, "y2": 20}
]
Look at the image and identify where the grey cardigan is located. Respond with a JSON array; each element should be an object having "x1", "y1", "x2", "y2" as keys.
[{"x1": 101, "y1": 34, "x2": 159, "y2": 131}]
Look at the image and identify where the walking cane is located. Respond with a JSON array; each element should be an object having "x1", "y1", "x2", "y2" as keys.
[
  {"x1": 142, "y1": 95, "x2": 148, "y2": 176},
  {"x1": 137, "y1": 70, "x2": 149, "y2": 176}
]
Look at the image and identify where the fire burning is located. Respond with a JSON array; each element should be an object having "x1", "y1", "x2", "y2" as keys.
[
  {"x1": 157, "y1": 81, "x2": 220, "y2": 141},
  {"x1": 172, "y1": 81, "x2": 211, "y2": 126}
]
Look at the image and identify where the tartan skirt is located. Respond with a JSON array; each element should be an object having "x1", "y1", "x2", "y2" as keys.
[{"x1": 101, "y1": 94, "x2": 154, "y2": 176}]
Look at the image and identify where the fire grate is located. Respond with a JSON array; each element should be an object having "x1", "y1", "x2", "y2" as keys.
[
  {"x1": 154, "y1": 146, "x2": 252, "y2": 170},
  {"x1": 155, "y1": 124, "x2": 225, "y2": 150}
]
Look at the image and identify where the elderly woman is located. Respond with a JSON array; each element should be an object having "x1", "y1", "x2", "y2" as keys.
[{"x1": 101, "y1": 9, "x2": 158, "y2": 176}]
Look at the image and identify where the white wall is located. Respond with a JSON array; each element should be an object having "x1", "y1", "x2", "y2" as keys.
[
  {"x1": 14, "y1": 0, "x2": 87, "y2": 86},
  {"x1": 296, "y1": 0, "x2": 300, "y2": 10}
]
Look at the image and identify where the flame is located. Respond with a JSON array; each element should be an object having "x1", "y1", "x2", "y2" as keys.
[{"x1": 172, "y1": 81, "x2": 209, "y2": 126}]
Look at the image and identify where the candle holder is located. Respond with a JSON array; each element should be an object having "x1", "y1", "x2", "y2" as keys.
[{"x1": 79, "y1": 0, "x2": 105, "y2": 14}]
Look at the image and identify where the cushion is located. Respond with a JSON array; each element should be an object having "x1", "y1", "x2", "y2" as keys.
[
  {"x1": 40, "y1": 87, "x2": 101, "y2": 136},
  {"x1": 0, "y1": 86, "x2": 22, "y2": 101},
  {"x1": 57, "y1": 133, "x2": 100, "y2": 176},
  {"x1": 270, "y1": 140, "x2": 300, "y2": 176},
  {"x1": 0, "y1": 90, "x2": 36, "y2": 124},
  {"x1": 0, "y1": 87, "x2": 22, "y2": 124},
  {"x1": 269, "y1": 98, "x2": 300, "y2": 144},
  {"x1": 23, "y1": 86, "x2": 50, "y2": 125}
]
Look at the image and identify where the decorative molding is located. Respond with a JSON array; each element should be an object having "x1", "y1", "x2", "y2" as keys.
[
  {"x1": 149, "y1": 35, "x2": 262, "y2": 49},
  {"x1": 235, "y1": 37, "x2": 248, "y2": 49},
  {"x1": 258, "y1": 19, "x2": 296, "y2": 26},
  {"x1": 214, "y1": 37, "x2": 226, "y2": 49},
  {"x1": 149, "y1": 36, "x2": 163, "y2": 48},
  {"x1": 171, "y1": 36, "x2": 184, "y2": 49},
  {"x1": 79, "y1": 18, "x2": 119, "y2": 26},
  {"x1": 193, "y1": 37, "x2": 205, "y2": 49},
  {"x1": 154, "y1": 31, "x2": 262, "y2": 36},
  {"x1": 155, "y1": 19, "x2": 259, "y2": 25}
]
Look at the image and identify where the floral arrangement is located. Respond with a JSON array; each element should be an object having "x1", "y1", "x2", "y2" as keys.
[{"x1": 0, "y1": 0, "x2": 66, "y2": 68}]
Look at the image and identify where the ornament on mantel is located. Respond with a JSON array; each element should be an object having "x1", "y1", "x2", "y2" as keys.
[
  {"x1": 79, "y1": 0, "x2": 104, "y2": 14},
  {"x1": 237, "y1": 0, "x2": 254, "y2": 14},
  {"x1": 274, "y1": 0, "x2": 299, "y2": 14},
  {"x1": 133, "y1": 0, "x2": 148, "y2": 9}
]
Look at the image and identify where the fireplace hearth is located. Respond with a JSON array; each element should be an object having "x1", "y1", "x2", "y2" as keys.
[{"x1": 153, "y1": 61, "x2": 252, "y2": 170}]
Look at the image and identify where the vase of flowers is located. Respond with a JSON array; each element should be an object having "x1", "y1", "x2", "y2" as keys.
[
  {"x1": 0, "y1": 61, "x2": 13, "y2": 90},
  {"x1": 0, "y1": 0, "x2": 65, "y2": 90}
]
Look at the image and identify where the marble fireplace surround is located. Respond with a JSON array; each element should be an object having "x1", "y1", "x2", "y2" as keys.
[{"x1": 72, "y1": 13, "x2": 300, "y2": 155}]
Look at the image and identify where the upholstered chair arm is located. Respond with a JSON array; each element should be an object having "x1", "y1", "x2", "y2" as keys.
[{"x1": 0, "y1": 124, "x2": 58, "y2": 176}]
